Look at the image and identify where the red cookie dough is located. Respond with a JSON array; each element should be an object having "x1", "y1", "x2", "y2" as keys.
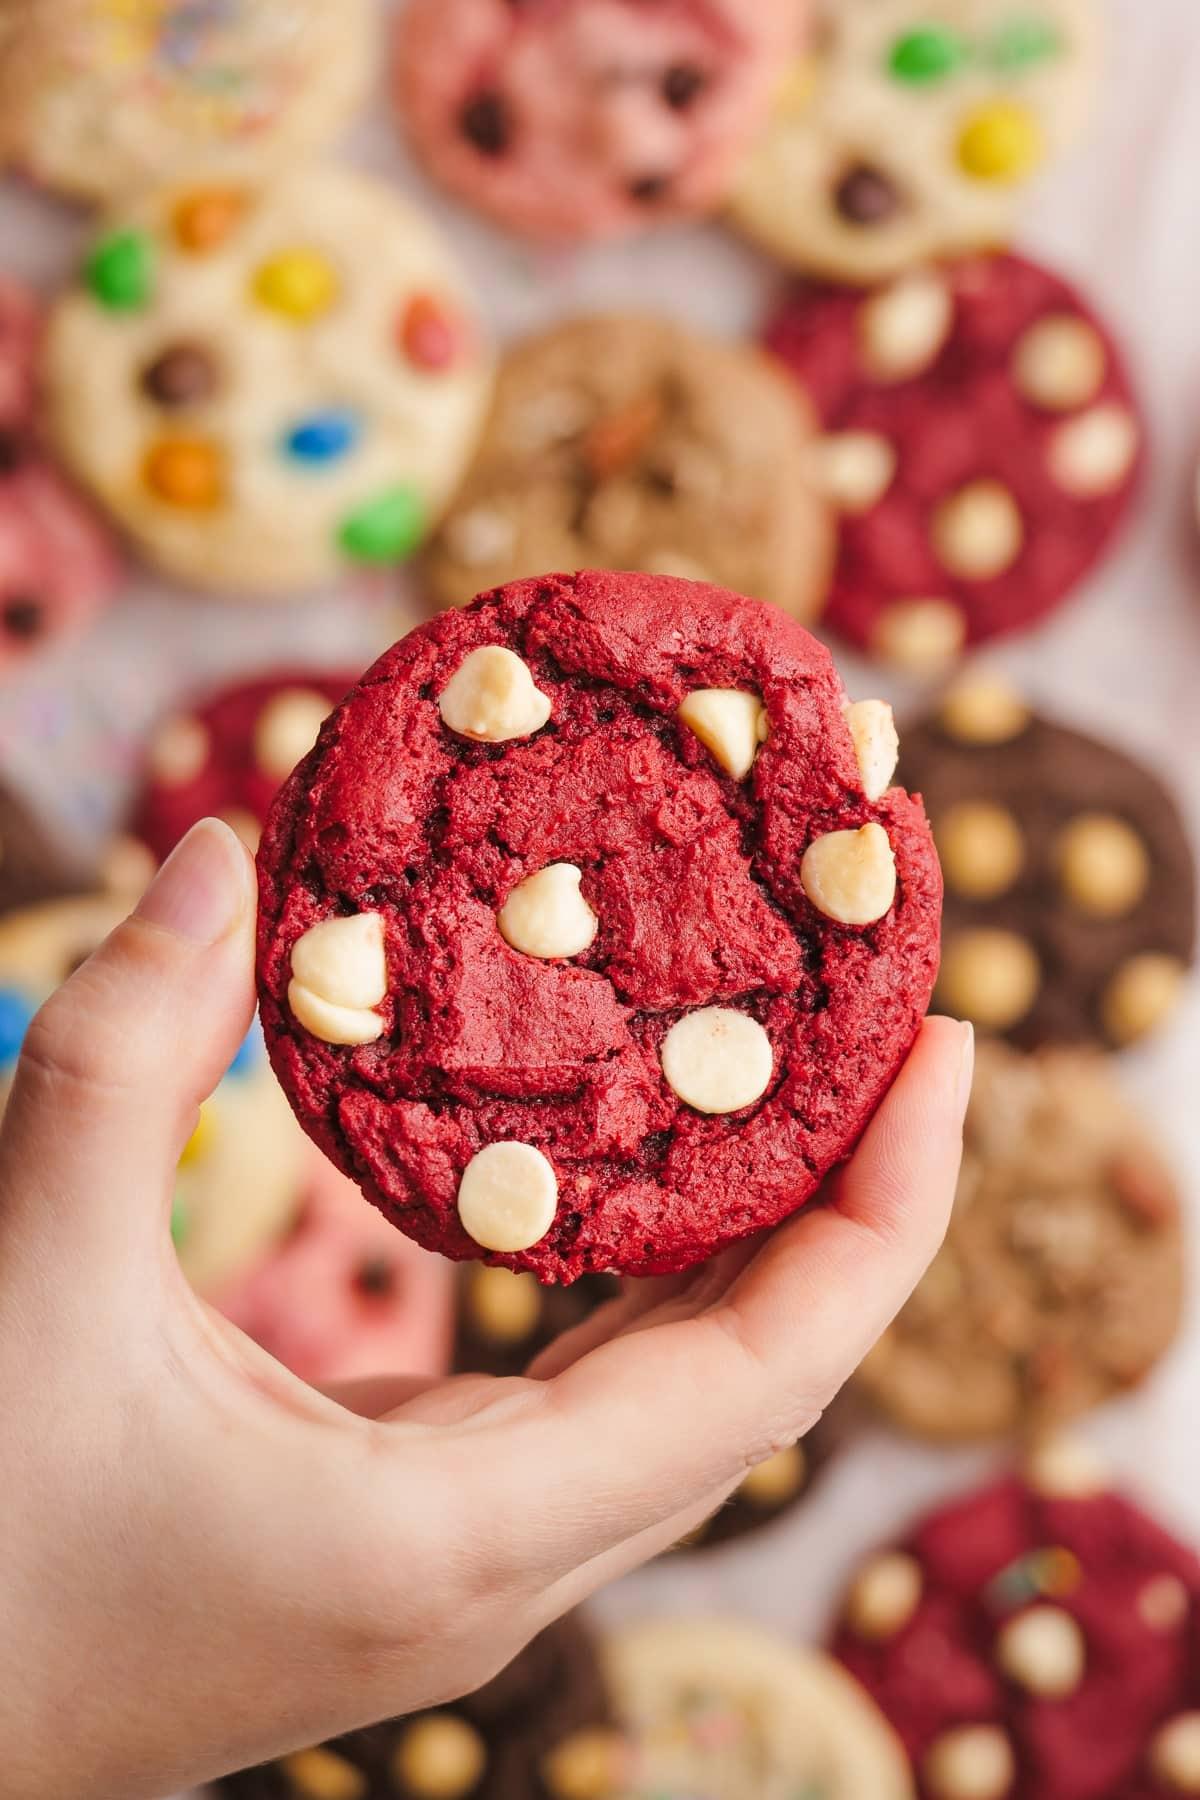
[
  {"x1": 765, "y1": 254, "x2": 1144, "y2": 672},
  {"x1": 256, "y1": 572, "x2": 941, "y2": 1283},
  {"x1": 131, "y1": 669, "x2": 353, "y2": 863},
  {"x1": 834, "y1": 1446, "x2": 1200, "y2": 1800},
  {"x1": 394, "y1": 0, "x2": 802, "y2": 243},
  {"x1": 216, "y1": 1149, "x2": 454, "y2": 1386}
]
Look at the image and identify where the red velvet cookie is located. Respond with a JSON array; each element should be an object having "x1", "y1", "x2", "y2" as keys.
[
  {"x1": 256, "y1": 572, "x2": 941, "y2": 1283},
  {"x1": 131, "y1": 670, "x2": 353, "y2": 863},
  {"x1": 833, "y1": 1443, "x2": 1200, "y2": 1800},
  {"x1": 765, "y1": 254, "x2": 1144, "y2": 673}
]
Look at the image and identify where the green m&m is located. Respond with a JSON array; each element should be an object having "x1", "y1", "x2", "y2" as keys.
[
  {"x1": 86, "y1": 229, "x2": 155, "y2": 311},
  {"x1": 988, "y1": 14, "x2": 1063, "y2": 70},
  {"x1": 889, "y1": 26, "x2": 967, "y2": 84},
  {"x1": 339, "y1": 486, "x2": 426, "y2": 564}
]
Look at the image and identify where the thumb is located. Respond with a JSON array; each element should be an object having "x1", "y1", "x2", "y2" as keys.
[{"x1": 0, "y1": 819, "x2": 256, "y2": 1274}]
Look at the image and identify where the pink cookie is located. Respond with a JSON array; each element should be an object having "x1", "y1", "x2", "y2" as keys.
[
  {"x1": 394, "y1": 0, "x2": 801, "y2": 243},
  {"x1": 0, "y1": 277, "x2": 41, "y2": 431},
  {"x1": 0, "y1": 444, "x2": 122, "y2": 668},
  {"x1": 215, "y1": 1153, "x2": 454, "y2": 1386}
]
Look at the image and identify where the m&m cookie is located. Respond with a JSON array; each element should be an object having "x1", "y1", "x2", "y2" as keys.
[
  {"x1": 0, "y1": 0, "x2": 372, "y2": 205},
  {"x1": 733, "y1": 0, "x2": 1101, "y2": 285},
  {"x1": 834, "y1": 1445, "x2": 1200, "y2": 1800},
  {"x1": 255, "y1": 572, "x2": 941, "y2": 1283},
  {"x1": 45, "y1": 167, "x2": 492, "y2": 596},
  {"x1": 394, "y1": 0, "x2": 802, "y2": 244},
  {"x1": 856, "y1": 1041, "x2": 1186, "y2": 1442},
  {"x1": 901, "y1": 678, "x2": 1195, "y2": 1048},
  {"x1": 426, "y1": 315, "x2": 833, "y2": 621},
  {"x1": 766, "y1": 254, "x2": 1144, "y2": 673}
]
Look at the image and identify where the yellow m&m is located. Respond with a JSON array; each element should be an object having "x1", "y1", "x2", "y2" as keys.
[
  {"x1": 253, "y1": 249, "x2": 339, "y2": 321},
  {"x1": 957, "y1": 102, "x2": 1045, "y2": 183}
]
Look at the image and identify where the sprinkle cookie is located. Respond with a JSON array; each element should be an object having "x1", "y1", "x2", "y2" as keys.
[
  {"x1": 394, "y1": 0, "x2": 801, "y2": 244},
  {"x1": 0, "y1": 0, "x2": 372, "y2": 205},
  {"x1": 131, "y1": 669, "x2": 353, "y2": 862},
  {"x1": 0, "y1": 891, "x2": 303, "y2": 1295},
  {"x1": 733, "y1": 0, "x2": 1101, "y2": 285},
  {"x1": 215, "y1": 1613, "x2": 625, "y2": 1800},
  {"x1": 256, "y1": 572, "x2": 941, "y2": 1283},
  {"x1": 609, "y1": 1618, "x2": 914, "y2": 1798},
  {"x1": 856, "y1": 1041, "x2": 1185, "y2": 1442},
  {"x1": 766, "y1": 253, "x2": 1143, "y2": 672},
  {"x1": 901, "y1": 678, "x2": 1195, "y2": 1048},
  {"x1": 425, "y1": 315, "x2": 834, "y2": 621},
  {"x1": 834, "y1": 1447, "x2": 1200, "y2": 1800},
  {"x1": 45, "y1": 166, "x2": 492, "y2": 596}
]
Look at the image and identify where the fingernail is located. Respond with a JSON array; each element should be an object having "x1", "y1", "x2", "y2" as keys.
[
  {"x1": 136, "y1": 818, "x2": 252, "y2": 944},
  {"x1": 956, "y1": 1021, "x2": 976, "y2": 1109}
]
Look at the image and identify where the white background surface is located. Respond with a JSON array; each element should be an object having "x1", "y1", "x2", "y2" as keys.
[{"x1": 2, "y1": 0, "x2": 1200, "y2": 1785}]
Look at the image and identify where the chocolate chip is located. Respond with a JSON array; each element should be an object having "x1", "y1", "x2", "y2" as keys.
[
  {"x1": 0, "y1": 428, "x2": 26, "y2": 475},
  {"x1": 834, "y1": 163, "x2": 902, "y2": 226},
  {"x1": 355, "y1": 1257, "x2": 397, "y2": 1298},
  {"x1": 662, "y1": 63, "x2": 707, "y2": 109},
  {"x1": 460, "y1": 91, "x2": 512, "y2": 156},
  {"x1": 140, "y1": 342, "x2": 219, "y2": 408},
  {"x1": 3, "y1": 598, "x2": 43, "y2": 640},
  {"x1": 629, "y1": 173, "x2": 671, "y2": 204}
]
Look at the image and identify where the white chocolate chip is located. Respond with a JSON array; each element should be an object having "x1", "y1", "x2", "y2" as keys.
[
  {"x1": 1102, "y1": 953, "x2": 1187, "y2": 1047},
  {"x1": 937, "y1": 801, "x2": 1025, "y2": 900},
  {"x1": 932, "y1": 481, "x2": 1024, "y2": 581},
  {"x1": 844, "y1": 699, "x2": 899, "y2": 800},
  {"x1": 1024, "y1": 1435, "x2": 1109, "y2": 1499},
  {"x1": 288, "y1": 912, "x2": 387, "y2": 1046},
  {"x1": 939, "y1": 674, "x2": 1030, "y2": 745},
  {"x1": 457, "y1": 1141, "x2": 558, "y2": 1253},
  {"x1": 438, "y1": 646, "x2": 552, "y2": 742},
  {"x1": 995, "y1": 1605, "x2": 1085, "y2": 1698},
  {"x1": 443, "y1": 506, "x2": 518, "y2": 569},
  {"x1": 498, "y1": 863, "x2": 598, "y2": 960},
  {"x1": 678, "y1": 689, "x2": 767, "y2": 781},
  {"x1": 1013, "y1": 315, "x2": 1107, "y2": 411},
  {"x1": 801, "y1": 822, "x2": 897, "y2": 926},
  {"x1": 393, "y1": 1713, "x2": 488, "y2": 1800},
  {"x1": 148, "y1": 715, "x2": 209, "y2": 786},
  {"x1": 281, "y1": 1747, "x2": 367, "y2": 1800},
  {"x1": 846, "y1": 1551, "x2": 923, "y2": 1641},
  {"x1": 871, "y1": 598, "x2": 966, "y2": 674},
  {"x1": 1049, "y1": 403, "x2": 1139, "y2": 496},
  {"x1": 468, "y1": 1266, "x2": 542, "y2": 1344},
  {"x1": 739, "y1": 1443, "x2": 807, "y2": 1508},
  {"x1": 1056, "y1": 812, "x2": 1149, "y2": 919},
  {"x1": 1139, "y1": 1574, "x2": 1190, "y2": 1633},
  {"x1": 1151, "y1": 1713, "x2": 1200, "y2": 1793},
  {"x1": 660, "y1": 1007, "x2": 773, "y2": 1115},
  {"x1": 937, "y1": 928, "x2": 1040, "y2": 1032},
  {"x1": 541, "y1": 1728, "x2": 628, "y2": 1800},
  {"x1": 253, "y1": 687, "x2": 332, "y2": 782},
  {"x1": 924, "y1": 1725, "x2": 1015, "y2": 1800},
  {"x1": 860, "y1": 271, "x2": 954, "y2": 382},
  {"x1": 807, "y1": 431, "x2": 897, "y2": 513}
]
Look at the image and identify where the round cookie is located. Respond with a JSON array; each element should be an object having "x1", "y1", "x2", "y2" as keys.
[
  {"x1": 765, "y1": 254, "x2": 1144, "y2": 672},
  {"x1": 833, "y1": 1447, "x2": 1200, "y2": 1800},
  {"x1": 856, "y1": 1040, "x2": 1185, "y2": 1442},
  {"x1": 45, "y1": 166, "x2": 493, "y2": 597},
  {"x1": 732, "y1": 0, "x2": 1101, "y2": 285},
  {"x1": 214, "y1": 1613, "x2": 625, "y2": 1800},
  {"x1": 425, "y1": 315, "x2": 834, "y2": 621},
  {"x1": 216, "y1": 1150, "x2": 455, "y2": 1385},
  {"x1": 609, "y1": 1618, "x2": 913, "y2": 1798},
  {"x1": 255, "y1": 572, "x2": 942, "y2": 1283},
  {"x1": 131, "y1": 669, "x2": 353, "y2": 863},
  {"x1": 0, "y1": 0, "x2": 372, "y2": 205},
  {"x1": 0, "y1": 890, "x2": 303, "y2": 1295},
  {"x1": 901, "y1": 678, "x2": 1195, "y2": 1047},
  {"x1": 394, "y1": 0, "x2": 801, "y2": 245}
]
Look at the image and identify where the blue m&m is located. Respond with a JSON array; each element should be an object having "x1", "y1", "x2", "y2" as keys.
[
  {"x1": 0, "y1": 985, "x2": 37, "y2": 1070},
  {"x1": 285, "y1": 409, "x2": 361, "y2": 465}
]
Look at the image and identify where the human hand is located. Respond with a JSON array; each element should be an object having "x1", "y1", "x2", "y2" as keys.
[{"x1": 0, "y1": 819, "x2": 971, "y2": 1800}]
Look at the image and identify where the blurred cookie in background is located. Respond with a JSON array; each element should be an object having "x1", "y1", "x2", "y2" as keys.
[
  {"x1": 609, "y1": 1619, "x2": 913, "y2": 1799},
  {"x1": 833, "y1": 1442, "x2": 1200, "y2": 1800},
  {"x1": 0, "y1": 0, "x2": 372, "y2": 205},
  {"x1": 394, "y1": 0, "x2": 802, "y2": 244},
  {"x1": 901, "y1": 677, "x2": 1195, "y2": 1047},
  {"x1": 0, "y1": 276, "x2": 42, "y2": 429},
  {"x1": 216, "y1": 1149, "x2": 455, "y2": 1387},
  {"x1": 425, "y1": 314, "x2": 833, "y2": 619},
  {"x1": 215, "y1": 1612, "x2": 625, "y2": 1800},
  {"x1": 855, "y1": 1041, "x2": 1185, "y2": 1443},
  {"x1": 678, "y1": 1412, "x2": 846, "y2": 1557},
  {"x1": 0, "y1": 782, "x2": 92, "y2": 914},
  {"x1": 45, "y1": 167, "x2": 493, "y2": 596},
  {"x1": 765, "y1": 253, "x2": 1143, "y2": 675},
  {"x1": 129, "y1": 669, "x2": 354, "y2": 863},
  {"x1": 0, "y1": 889, "x2": 303, "y2": 1296},
  {"x1": 733, "y1": 0, "x2": 1101, "y2": 285}
]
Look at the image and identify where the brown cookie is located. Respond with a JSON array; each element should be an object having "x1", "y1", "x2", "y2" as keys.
[
  {"x1": 855, "y1": 1041, "x2": 1186, "y2": 1442},
  {"x1": 901, "y1": 675, "x2": 1196, "y2": 1048},
  {"x1": 213, "y1": 1613, "x2": 626, "y2": 1800},
  {"x1": 424, "y1": 315, "x2": 834, "y2": 620},
  {"x1": 0, "y1": 783, "x2": 87, "y2": 915}
]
